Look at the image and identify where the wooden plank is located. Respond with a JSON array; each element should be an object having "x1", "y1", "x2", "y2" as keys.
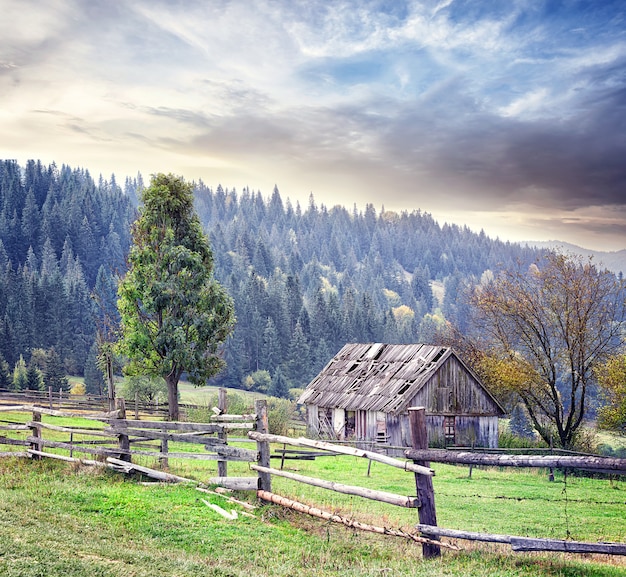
[
  {"x1": 27, "y1": 437, "x2": 121, "y2": 457},
  {"x1": 27, "y1": 449, "x2": 107, "y2": 467},
  {"x1": 255, "y1": 400, "x2": 271, "y2": 494},
  {"x1": 105, "y1": 428, "x2": 227, "y2": 445},
  {"x1": 0, "y1": 451, "x2": 28, "y2": 457},
  {"x1": 404, "y1": 449, "x2": 626, "y2": 474},
  {"x1": 510, "y1": 537, "x2": 626, "y2": 555},
  {"x1": 0, "y1": 436, "x2": 30, "y2": 447},
  {"x1": 106, "y1": 457, "x2": 196, "y2": 483},
  {"x1": 251, "y1": 464, "x2": 419, "y2": 508},
  {"x1": 206, "y1": 477, "x2": 258, "y2": 491},
  {"x1": 0, "y1": 424, "x2": 30, "y2": 431},
  {"x1": 416, "y1": 524, "x2": 512, "y2": 543},
  {"x1": 108, "y1": 419, "x2": 238, "y2": 432},
  {"x1": 248, "y1": 431, "x2": 433, "y2": 477},
  {"x1": 27, "y1": 421, "x2": 114, "y2": 438}
]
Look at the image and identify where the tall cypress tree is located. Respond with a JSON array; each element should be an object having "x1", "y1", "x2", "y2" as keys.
[{"x1": 116, "y1": 174, "x2": 235, "y2": 420}]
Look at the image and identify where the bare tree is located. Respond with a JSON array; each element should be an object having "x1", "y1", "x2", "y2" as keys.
[{"x1": 469, "y1": 252, "x2": 626, "y2": 449}]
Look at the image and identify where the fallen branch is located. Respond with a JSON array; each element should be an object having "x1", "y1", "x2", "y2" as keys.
[{"x1": 256, "y1": 490, "x2": 459, "y2": 550}]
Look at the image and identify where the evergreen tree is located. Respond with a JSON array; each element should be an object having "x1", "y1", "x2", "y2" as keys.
[
  {"x1": 116, "y1": 174, "x2": 235, "y2": 420},
  {"x1": 44, "y1": 347, "x2": 69, "y2": 393},
  {"x1": 84, "y1": 341, "x2": 105, "y2": 395},
  {"x1": 12, "y1": 355, "x2": 28, "y2": 391},
  {"x1": 269, "y1": 365, "x2": 290, "y2": 399},
  {"x1": 25, "y1": 363, "x2": 44, "y2": 391},
  {"x1": 0, "y1": 353, "x2": 11, "y2": 390}
]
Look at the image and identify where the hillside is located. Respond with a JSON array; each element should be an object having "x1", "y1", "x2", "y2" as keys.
[
  {"x1": 525, "y1": 241, "x2": 626, "y2": 276},
  {"x1": 0, "y1": 160, "x2": 547, "y2": 394}
]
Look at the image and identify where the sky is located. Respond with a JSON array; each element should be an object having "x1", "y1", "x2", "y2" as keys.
[{"x1": 1, "y1": 1, "x2": 626, "y2": 252}]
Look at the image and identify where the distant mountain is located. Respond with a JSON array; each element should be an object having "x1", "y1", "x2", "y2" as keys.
[{"x1": 523, "y1": 241, "x2": 626, "y2": 276}]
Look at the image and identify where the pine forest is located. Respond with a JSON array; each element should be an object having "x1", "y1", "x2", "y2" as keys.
[{"x1": 0, "y1": 159, "x2": 542, "y2": 397}]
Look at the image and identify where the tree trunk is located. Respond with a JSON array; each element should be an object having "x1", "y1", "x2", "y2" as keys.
[{"x1": 166, "y1": 375, "x2": 179, "y2": 421}]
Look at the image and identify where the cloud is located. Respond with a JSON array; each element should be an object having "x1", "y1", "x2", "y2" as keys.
[{"x1": 1, "y1": 0, "x2": 625, "y2": 251}]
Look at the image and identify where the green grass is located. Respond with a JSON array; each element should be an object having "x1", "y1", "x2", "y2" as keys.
[
  {"x1": 2, "y1": 408, "x2": 626, "y2": 575},
  {"x1": 1, "y1": 457, "x2": 625, "y2": 577}
]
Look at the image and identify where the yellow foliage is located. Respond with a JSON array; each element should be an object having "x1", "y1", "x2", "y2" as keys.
[
  {"x1": 70, "y1": 381, "x2": 86, "y2": 396},
  {"x1": 596, "y1": 355, "x2": 626, "y2": 431}
]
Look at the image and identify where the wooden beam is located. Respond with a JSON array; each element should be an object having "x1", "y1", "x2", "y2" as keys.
[
  {"x1": 106, "y1": 457, "x2": 196, "y2": 483},
  {"x1": 510, "y1": 537, "x2": 626, "y2": 555},
  {"x1": 404, "y1": 449, "x2": 626, "y2": 474},
  {"x1": 251, "y1": 464, "x2": 419, "y2": 508},
  {"x1": 257, "y1": 491, "x2": 459, "y2": 550},
  {"x1": 409, "y1": 407, "x2": 440, "y2": 559},
  {"x1": 248, "y1": 431, "x2": 433, "y2": 477},
  {"x1": 416, "y1": 525, "x2": 626, "y2": 555},
  {"x1": 205, "y1": 477, "x2": 259, "y2": 491}
]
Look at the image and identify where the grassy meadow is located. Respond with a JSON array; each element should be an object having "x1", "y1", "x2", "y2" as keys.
[{"x1": 0, "y1": 409, "x2": 625, "y2": 576}]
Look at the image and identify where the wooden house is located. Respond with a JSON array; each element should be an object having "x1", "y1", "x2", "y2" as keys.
[{"x1": 298, "y1": 343, "x2": 505, "y2": 449}]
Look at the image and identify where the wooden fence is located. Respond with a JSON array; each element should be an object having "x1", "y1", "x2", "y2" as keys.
[
  {"x1": 246, "y1": 407, "x2": 626, "y2": 559},
  {"x1": 1, "y1": 400, "x2": 625, "y2": 559},
  {"x1": 0, "y1": 396, "x2": 265, "y2": 486}
]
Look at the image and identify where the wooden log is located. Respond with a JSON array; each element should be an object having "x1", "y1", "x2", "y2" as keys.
[
  {"x1": 210, "y1": 414, "x2": 256, "y2": 422},
  {"x1": 248, "y1": 431, "x2": 434, "y2": 477},
  {"x1": 416, "y1": 525, "x2": 626, "y2": 555},
  {"x1": 404, "y1": 449, "x2": 626, "y2": 474},
  {"x1": 26, "y1": 437, "x2": 121, "y2": 457},
  {"x1": 255, "y1": 400, "x2": 271, "y2": 494},
  {"x1": 217, "y1": 388, "x2": 228, "y2": 477},
  {"x1": 510, "y1": 537, "x2": 626, "y2": 556},
  {"x1": 27, "y1": 449, "x2": 107, "y2": 467},
  {"x1": 0, "y1": 436, "x2": 30, "y2": 446},
  {"x1": 105, "y1": 427, "x2": 227, "y2": 445},
  {"x1": 27, "y1": 421, "x2": 115, "y2": 437},
  {"x1": 2, "y1": 405, "x2": 122, "y2": 419},
  {"x1": 409, "y1": 407, "x2": 440, "y2": 559},
  {"x1": 0, "y1": 424, "x2": 30, "y2": 431},
  {"x1": 115, "y1": 399, "x2": 131, "y2": 462},
  {"x1": 106, "y1": 457, "x2": 196, "y2": 483},
  {"x1": 206, "y1": 477, "x2": 259, "y2": 491},
  {"x1": 108, "y1": 419, "x2": 221, "y2": 432},
  {"x1": 0, "y1": 451, "x2": 28, "y2": 457},
  {"x1": 251, "y1": 464, "x2": 419, "y2": 508},
  {"x1": 257, "y1": 491, "x2": 459, "y2": 550},
  {"x1": 416, "y1": 524, "x2": 512, "y2": 543},
  {"x1": 29, "y1": 410, "x2": 42, "y2": 459},
  {"x1": 123, "y1": 445, "x2": 256, "y2": 462}
]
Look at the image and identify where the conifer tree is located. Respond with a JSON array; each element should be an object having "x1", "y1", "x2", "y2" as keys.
[{"x1": 117, "y1": 174, "x2": 235, "y2": 420}]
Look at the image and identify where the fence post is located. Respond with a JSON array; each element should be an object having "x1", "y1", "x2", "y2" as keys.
[
  {"x1": 135, "y1": 392, "x2": 139, "y2": 420},
  {"x1": 29, "y1": 410, "x2": 42, "y2": 459},
  {"x1": 408, "y1": 407, "x2": 440, "y2": 559},
  {"x1": 255, "y1": 399, "x2": 271, "y2": 494},
  {"x1": 116, "y1": 397, "x2": 131, "y2": 462},
  {"x1": 48, "y1": 386, "x2": 53, "y2": 410},
  {"x1": 217, "y1": 388, "x2": 228, "y2": 477},
  {"x1": 160, "y1": 439, "x2": 169, "y2": 470}
]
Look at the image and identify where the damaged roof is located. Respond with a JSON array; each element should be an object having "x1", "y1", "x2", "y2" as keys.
[{"x1": 297, "y1": 342, "x2": 503, "y2": 416}]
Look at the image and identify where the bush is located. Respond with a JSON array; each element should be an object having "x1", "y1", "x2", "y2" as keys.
[{"x1": 267, "y1": 397, "x2": 296, "y2": 436}]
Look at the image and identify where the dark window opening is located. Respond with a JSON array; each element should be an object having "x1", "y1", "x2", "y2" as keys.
[{"x1": 444, "y1": 416, "x2": 455, "y2": 446}]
